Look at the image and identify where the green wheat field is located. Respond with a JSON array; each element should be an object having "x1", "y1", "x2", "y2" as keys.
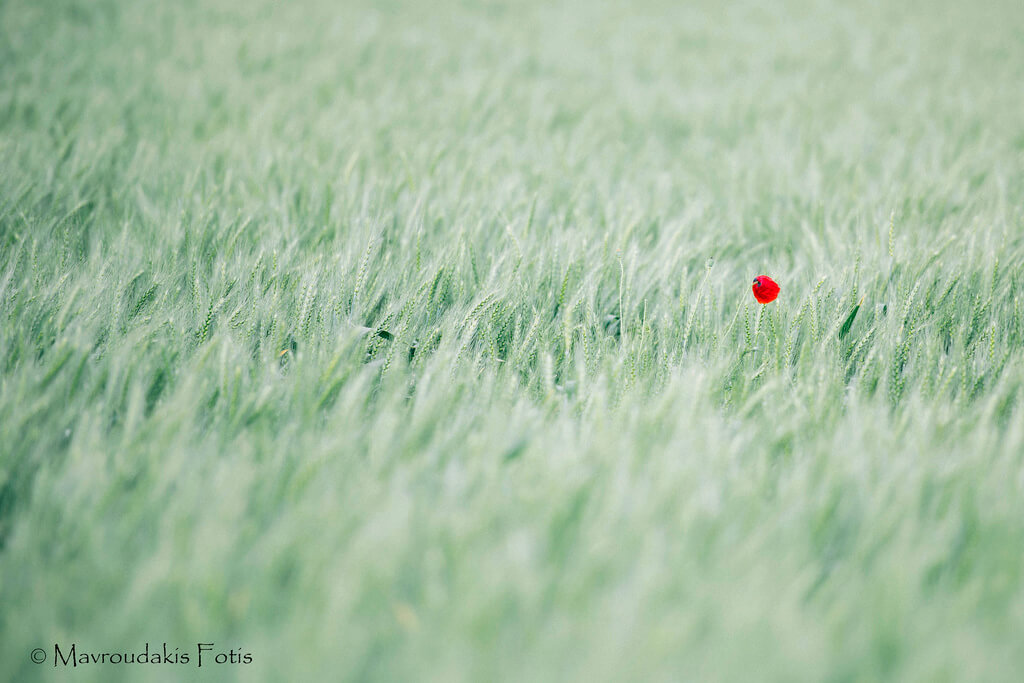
[{"x1": 3, "y1": 0, "x2": 1024, "y2": 681}]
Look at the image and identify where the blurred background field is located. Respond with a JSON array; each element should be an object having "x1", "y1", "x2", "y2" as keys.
[{"x1": 2, "y1": 0, "x2": 1024, "y2": 680}]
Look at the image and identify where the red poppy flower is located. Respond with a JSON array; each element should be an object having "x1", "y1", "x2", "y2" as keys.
[{"x1": 752, "y1": 275, "x2": 780, "y2": 304}]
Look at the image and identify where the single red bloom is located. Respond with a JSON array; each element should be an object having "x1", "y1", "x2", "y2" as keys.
[{"x1": 752, "y1": 275, "x2": 780, "y2": 304}]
